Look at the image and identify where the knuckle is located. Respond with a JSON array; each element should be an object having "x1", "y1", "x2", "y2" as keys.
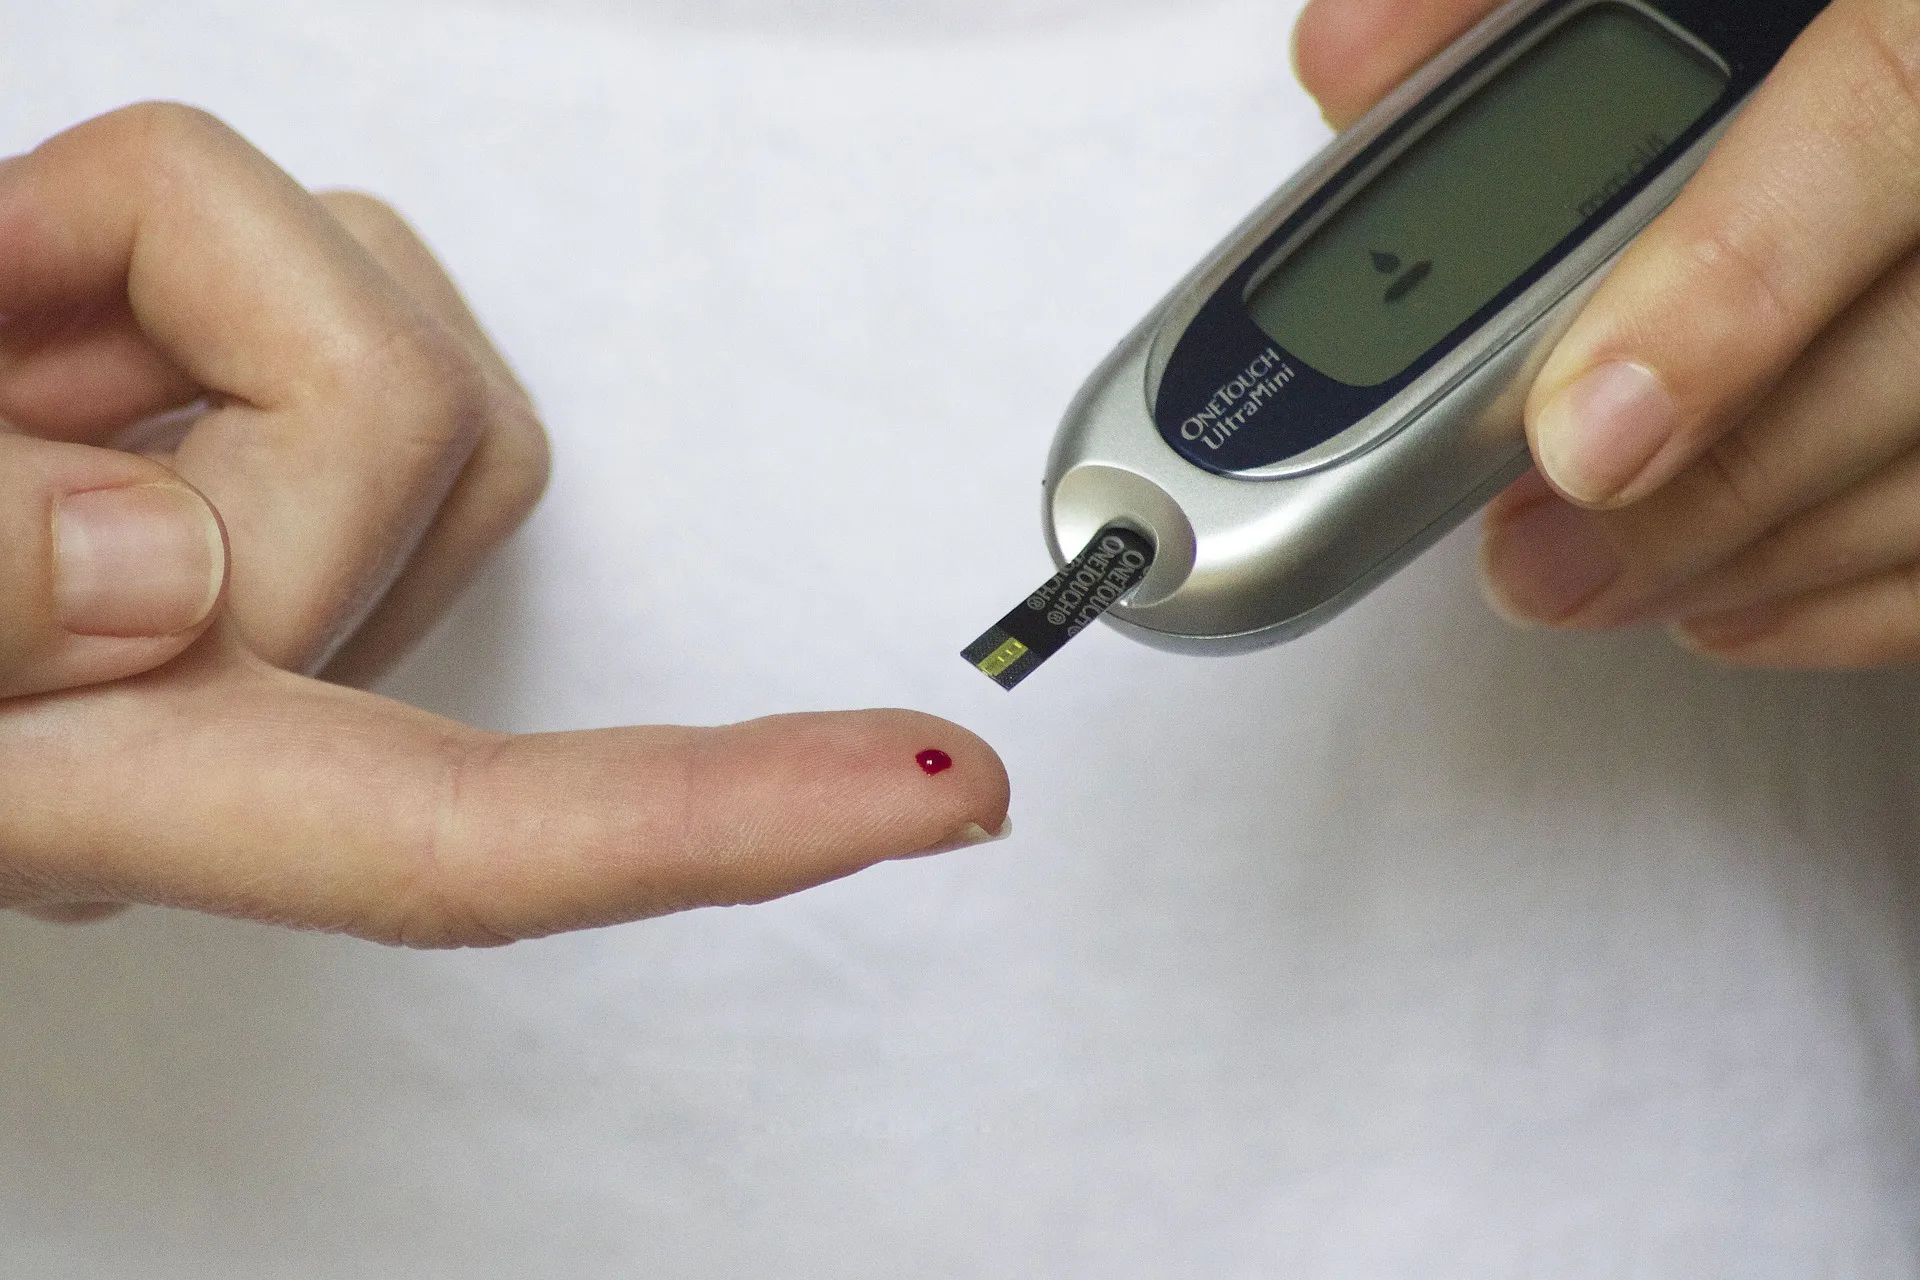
[
  {"x1": 98, "y1": 101, "x2": 240, "y2": 175},
  {"x1": 379, "y1": 733, "x2": 523, "y2": 950},
  {"x1": 475, "y1": 396, "x2": 553, "y2": 532},
  {"x1": 317, "y1": 189, "x2": 424, "y2": 256},
  {"x1": 353, "y1": 317, "x2": 492, "y2": 460},
  {"x1": 112, "y1": 100, "x2": 232, "y2": 146},
  {"x1": 318, "y1": 188, "x2": 404, "y2": 229},
  {"x1": 1681, "y1": 214, "x2": 1804, "y2": 341},
  {"x1": 676, "y1": 736, "x2": 729, "y2": 905},
  {"x1": 657, "y1": 722, "x2": 849, "y2": 916},
  {"x1": 40, "y1": 102, "x2": 238, "y2": 196}
]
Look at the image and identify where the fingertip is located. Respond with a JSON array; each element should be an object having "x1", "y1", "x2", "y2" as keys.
[
  {"x1": 426, "y1": 708, "x2": 1015, "y2": 940},
  {"x1": 1668, "y1": 606, "x2": 1785, "y2": 667},
  {"x1": 1668, "y1": 619, "x2": 1760, "y2": 667},
  {"x1": 1478, "y1": 469, "x2": 1557, "y2": 628},
  {"x1": 1291, "y1": 0, "x2": 1396, "y2": 128},
  {"x1": 1484, "y1": 465, "x2": 1557, "y2": 518},
  {"x1": 686, "y1": 707, "x2": 1013, "y2": 893},
  {"x1": 1527, "y1": 360, "x2": 1684, "y2": 509},
  {"x1": 1479, "y1": 483, "x2": 1625, "y2": 627},
  {"x1": 870, "y1": 708, "x2": 1012, "y2": 859},
  {"x1": 1292, "y1": 0, "x2": 1499, "y2": 130},
  {"x1": 897, "y1": 815, "x2": 1015, "y2": 862},
  {"x1": 1476, "y1": 533, "x2": 1544, "y2": 633},
  {"x1": 791, "y1": 707, "x2": 1012, "y2": 857}
]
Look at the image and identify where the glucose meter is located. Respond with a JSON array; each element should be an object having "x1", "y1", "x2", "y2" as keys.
[{"x1": 996, "y1": 0, "x2": 1827, "y2": 675}]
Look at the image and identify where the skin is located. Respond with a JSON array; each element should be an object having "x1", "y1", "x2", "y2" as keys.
[
  {"x1": 1294, "y1": 0, "x2": 1920, "y2": 668},
  {"x1": 25, "y1": 5, "x2": 1902, "y2": 932},
  {"x1": 0, "y1": 104, "x2": 1008, "y2": 943}
]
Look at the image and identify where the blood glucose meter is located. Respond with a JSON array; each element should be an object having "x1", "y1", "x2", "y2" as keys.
[{"x1": 1033, "y1": 0, "x2": 1826, "y2": 662}]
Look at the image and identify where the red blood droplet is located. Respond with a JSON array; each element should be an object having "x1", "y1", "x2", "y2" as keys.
[{"x1": 916, "y1": 749, "x2": 954, "y2": 776}]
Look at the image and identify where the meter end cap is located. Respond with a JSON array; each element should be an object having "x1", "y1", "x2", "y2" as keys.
[{"x1": 1049, "y1": 465, "x2": 1195, "y2": 612}]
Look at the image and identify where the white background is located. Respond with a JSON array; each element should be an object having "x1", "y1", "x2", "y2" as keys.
[{"x1": 4, "y1": 0, "x2": 1920, "y2": 1274}]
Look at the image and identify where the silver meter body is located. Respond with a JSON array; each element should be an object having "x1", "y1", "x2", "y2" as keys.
[{"x1": 1044, "y1": 0, "x2": 1824, "y2": 654}]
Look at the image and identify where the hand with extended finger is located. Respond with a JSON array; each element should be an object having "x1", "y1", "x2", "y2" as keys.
[{"x1": 0, "y1": 105, "x2": 1010, "y2": 938}]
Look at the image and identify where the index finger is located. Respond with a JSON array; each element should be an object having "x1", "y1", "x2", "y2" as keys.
[
  {"x1": 0, "y1": 635, "x2": 1012, "y2": 945},
  {"x1": 1524, "y1": 0, "x2": 1920, "y2": 508}
]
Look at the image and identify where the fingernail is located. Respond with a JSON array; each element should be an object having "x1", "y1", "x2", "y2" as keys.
[
  {"x1": 55, "y1": 484, "x2": 225, "y2": 637},
  {"x1": 1480, "y1": 496, "x2": 1622, "y2": 625},
  {"x1": 1673, "y1": 604, "x2": 1782, "y2": 654},
  {"x1": 1534, "y1": 362, "x2": 1679, "y2": 506},
  {"x1": 902, "y1": 816, "x2": 1015, "y2": 860}
]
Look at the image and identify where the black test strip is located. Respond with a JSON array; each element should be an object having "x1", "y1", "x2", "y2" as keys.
[{"x1": 962, "y1": 525, "x2": 1156, "y2": 690}]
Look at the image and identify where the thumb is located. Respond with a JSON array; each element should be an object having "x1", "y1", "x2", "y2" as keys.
[
  {"x1": 0, "y1": 433, "x2": 226, "y2": 698},
  {"x1": 1523, "y1": 0, "x2": 1920, "y2": 510}
]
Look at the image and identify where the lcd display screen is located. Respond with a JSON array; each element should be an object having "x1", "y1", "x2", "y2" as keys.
[{"x1": 1245, "y1": 4, "x2": 1728, "y2": 388}]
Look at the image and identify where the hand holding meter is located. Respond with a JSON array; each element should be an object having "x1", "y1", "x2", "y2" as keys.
[{"x1": 968, "y1": 0, "x2": 1826, "y2": 687}]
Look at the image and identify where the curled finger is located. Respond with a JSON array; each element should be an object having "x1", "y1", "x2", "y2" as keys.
[
  {"x1": 0, "y1": 104, "x2": 491, "y2": 675},
  {"x1": 1483, "y1": 245, "x2": 1920, "y2": 628},
  {"x1": 1676, "y1": 560, "x2": 1920, "y2": 669},
  {"x1": 310, "y1": 191, "x2": 551, "y2": 688}
]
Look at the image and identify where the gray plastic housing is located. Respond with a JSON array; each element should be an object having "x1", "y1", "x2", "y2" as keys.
[{"x1": 1043, "y1": 0, "x2": 1743, "y2": 655}]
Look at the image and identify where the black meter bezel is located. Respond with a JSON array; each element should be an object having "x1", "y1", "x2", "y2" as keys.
[{"x1": 1152, "y1": 0, "x2": 1827, "y2": 476}]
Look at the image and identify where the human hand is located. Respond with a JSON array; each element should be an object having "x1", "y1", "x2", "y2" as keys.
[
  {"x1": 1294, "y1": 0, "x2": 1920, "y2": 668},
  {"x1": 0, "y1": 104, "x2": 1008, "y2": 940}
]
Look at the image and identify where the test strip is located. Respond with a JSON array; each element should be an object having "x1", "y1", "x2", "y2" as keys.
[{"x1": 962, "y1": 525, "x2": 1156, "y2": 690}]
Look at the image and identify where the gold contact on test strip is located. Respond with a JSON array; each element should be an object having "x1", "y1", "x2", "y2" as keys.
[{"x1": 975, "y1": 637, "x2": 1029, "y2": 678}]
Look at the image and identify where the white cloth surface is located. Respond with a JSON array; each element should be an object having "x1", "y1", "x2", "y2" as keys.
[{"x1": 4, "y1": 1, "x2": 1920, "y2": 1274}]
